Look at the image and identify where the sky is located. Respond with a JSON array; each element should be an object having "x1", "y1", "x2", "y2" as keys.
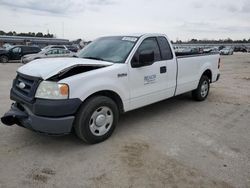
[{"x1": 0, "y1": 0, "x2": 250, "y2": 41}]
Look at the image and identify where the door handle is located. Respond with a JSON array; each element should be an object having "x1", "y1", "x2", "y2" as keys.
[{"x1": 160, "y1": 66, "x2": 167, "y2": 74}]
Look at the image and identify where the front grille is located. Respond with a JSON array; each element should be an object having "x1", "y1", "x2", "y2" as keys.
[{"x1": 12, "y1": 73, "x2": 41, "y2": 103}]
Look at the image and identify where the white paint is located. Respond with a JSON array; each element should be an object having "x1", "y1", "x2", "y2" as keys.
[{"x1": 18, "y1": 33, "x2": 220, "y2": 113}]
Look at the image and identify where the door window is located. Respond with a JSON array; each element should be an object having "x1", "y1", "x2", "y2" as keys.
[
  {"x1": 157, "y1": 37, "x2": 173, "y2": 60},
  {"x1": 12, "y1": 47, "x2": 21, "y2": 53},
  {"x1": 58, "y1": 49, "x2": 66, "y2": 54},
  {"x1": 47, "y1": 49, "x2": 58, "y2": 55},
  {"x1": 22, "y1": 46, "x2": 30, "y2": 53},
  {"x1": 132, "y1": 38, "x2": 161, "y2": 66}
]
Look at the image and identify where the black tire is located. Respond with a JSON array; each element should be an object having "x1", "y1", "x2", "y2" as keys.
[
  {"x1": 0, "y1": 55, "x2": 8, "y2": 63},
  {"x1": 74, "y1": 96, "x2": 119, "y2": 144},
  {"x1": 192, "y1": 75, "x2": 210, "y2": 101}
]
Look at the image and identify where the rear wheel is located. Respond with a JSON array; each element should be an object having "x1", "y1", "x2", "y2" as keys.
[
  {"x1": 74, "y1": 96, "x2": 119, "y2": 144},
  {"x1": 0, "y1": 55, "x2": 8, "y2": 63},
  {"x1": 192, "y1": 75, "x2": 210, "y2": 101}
]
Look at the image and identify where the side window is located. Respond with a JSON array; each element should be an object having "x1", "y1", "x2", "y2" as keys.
[
  {"x1": 22, "y1": 47, "x2": 29, "y2": 53},
  {"x1": 47, "y1": 50, "x2": 53, "y2": 55},
  {"x1": 157, "y1": 37, "x2": 173, "y2": 60},
  {"x1": 12, "y1": 47, "x2": 21, "y2": 53},
  {"x1": 133, "y1": 37, "x2": 161, "y2": 65},
  {"x1": 58, "y1": 49, "x2": 64, "y2": 54},
  {"x1": 47, "y1": 49, "x2": 58, "y2": 55},
  {"x1": 52, "y1": 49, "x2": 58, "y2": 54}
]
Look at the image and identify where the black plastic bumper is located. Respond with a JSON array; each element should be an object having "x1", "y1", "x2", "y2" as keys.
[
  {"x1": 10, "y1": 89, "x2": 82, "y2": 117},
  {"x1": 1, "y1": 91, "x2": 82, "y2": 135},
  {"x1": 1, "y1": 103, "x2": 75, "y2": 135}
]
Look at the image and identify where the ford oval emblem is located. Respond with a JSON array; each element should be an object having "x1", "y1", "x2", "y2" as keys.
[{"x1": 18, "y1": 82, "x2": 26, "y2": 89}]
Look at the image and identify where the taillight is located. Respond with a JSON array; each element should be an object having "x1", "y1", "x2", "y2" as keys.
[{"x1": 218, "y1": 58, "x2": 221, "y2": 69}]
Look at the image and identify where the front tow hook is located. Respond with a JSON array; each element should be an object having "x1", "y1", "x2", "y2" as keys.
[{"x1": 1, "y1": 104, "x2": 28, "y2": 126}]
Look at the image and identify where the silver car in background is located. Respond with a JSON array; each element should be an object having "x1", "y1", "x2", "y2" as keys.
[
  {"x1": 220, "y1": 47, "x2": 234, "y2": 55},
  {"x1": 21, "y1": 48, "x2": 75, "y2": 64}
]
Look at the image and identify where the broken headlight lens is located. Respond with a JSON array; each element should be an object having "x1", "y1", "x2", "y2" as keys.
[{"x1": 35, "y1": 81, "x2": 69, "y2": 100}]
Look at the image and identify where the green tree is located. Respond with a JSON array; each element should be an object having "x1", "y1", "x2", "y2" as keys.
[
  {"x1": 7, "y1": 31, "x2": 13, "y2": 36},
  {"x1": 0, "y1": 30, "x2": 5, "y2": 35},
  {"x1": 35, "y1": 32, "x2": 43, "y2": 37}
]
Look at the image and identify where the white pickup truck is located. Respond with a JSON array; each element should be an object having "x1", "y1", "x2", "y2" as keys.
[{"x1": 1, "y1": 34, "x2": 220, "y2": 144}]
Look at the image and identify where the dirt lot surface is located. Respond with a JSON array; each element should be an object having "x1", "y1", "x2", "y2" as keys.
[{"x1": 0, "y1": 53, "x2": 249, "y2": 188}]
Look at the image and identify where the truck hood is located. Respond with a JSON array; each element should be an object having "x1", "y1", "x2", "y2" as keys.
[{"x1": 18, "y1": 57, "x2": 113, "y2": 80}]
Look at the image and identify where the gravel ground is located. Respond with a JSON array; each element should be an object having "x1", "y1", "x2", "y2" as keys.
[{"x1": 0, "y1": 53, "x2": 249, "y2": 188}]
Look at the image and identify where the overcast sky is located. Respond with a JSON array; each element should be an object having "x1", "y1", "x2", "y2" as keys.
[{"x1": 0, "y1": 0, "x2": 249, "y2": 41}]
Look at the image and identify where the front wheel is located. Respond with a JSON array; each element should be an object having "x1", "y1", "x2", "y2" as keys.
[
  {"x1": 192, "y1": 75, "x2": 210, "y2": 101},
  {"x1": 74, "y1": 96, "x2": 119, "y2": 144}
]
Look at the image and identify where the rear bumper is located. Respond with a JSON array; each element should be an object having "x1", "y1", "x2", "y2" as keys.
[{"x1": 1, "y1": 103, "x2": 75, "y2": 135}]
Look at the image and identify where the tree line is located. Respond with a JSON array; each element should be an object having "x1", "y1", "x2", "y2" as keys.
[
  {"x1": 1, "y1": 30, "x2": 249, "y2": 43},
  {"x1": 0, "y1": 30, "x2": 54, "y2": 38}
]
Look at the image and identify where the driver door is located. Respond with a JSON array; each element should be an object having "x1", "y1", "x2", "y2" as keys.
[
  {"x1": 10, "y1": 47, "x2": 22, "y2": 60},
  {"x1": 128, "y1": 37, "x2": 168, "y2": 110}
]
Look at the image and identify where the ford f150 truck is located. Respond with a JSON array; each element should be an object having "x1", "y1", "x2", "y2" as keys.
[{"x1": 1, "y1": 34, "x2": 220, "y2": 144}]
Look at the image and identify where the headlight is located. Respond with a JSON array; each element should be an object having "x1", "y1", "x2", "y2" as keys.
[{"x1": 35, "y1": 81, "x2": 69, "y2": 99}]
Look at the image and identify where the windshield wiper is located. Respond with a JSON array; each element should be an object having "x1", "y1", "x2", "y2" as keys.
[{"x1": 83, "y1": 56, "x2": 105, "y2": 61}]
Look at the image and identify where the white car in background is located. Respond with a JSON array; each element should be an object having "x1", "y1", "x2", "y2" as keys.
[
  {"x1": 21, "y1": 48, "x2": 75, "y2": 64},
  {"x1": 42, "y1": 45, "x2": 79, "y2": 52},
  {"x1": 220, "y1": 47, "x2": 234, "y2": 55},
  {"x1": 203, "y1": 47, "x2": 219, "y2": 53}
]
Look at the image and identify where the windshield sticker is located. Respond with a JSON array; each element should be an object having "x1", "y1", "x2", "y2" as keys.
[
  {"x1": 144, "y1": 75, "x2": 156, "y2": 85},
  {"x1": 122, "y1": 37, "x2": 138, "y2": 42}
]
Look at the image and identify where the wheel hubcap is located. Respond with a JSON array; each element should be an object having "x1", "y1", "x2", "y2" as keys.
[
  {"x1": 95, "y1": 114, "x2": 106, "y2": 127},
  {"x1": 201, "y1": 81, "x2": 209, "y2": 97},
  {"x1": 89, "y1": 106, "x2": 113, "y2": 136}
]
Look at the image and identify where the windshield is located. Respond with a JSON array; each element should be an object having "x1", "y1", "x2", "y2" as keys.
[
  {"x1": 38, "y1": 50, "x2": 47, "y2": 54},
  {"x1": 77, "y1": 36, "x2": 138, "y2": 63}
]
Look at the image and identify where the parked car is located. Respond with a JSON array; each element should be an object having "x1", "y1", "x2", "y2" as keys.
[
  {"x1": 175, "y1": 47, "x2": 203, "y2": 56},
  {"x1": 234, "y1": 46, "x2": 247, "y2": 53},
  {"x1": 1, "y1": 33, "x2": 220, "y2": 144},
  {"x1": 220, "y1": 47, "x2": 234, "y2": 55},
  {"x1": 203, "y1": 47, "x2": 219, "y2": 53},
  {"x1": 21, "y1": 48, "x2": 75, "y2": 64},
  {"x1": 42, "y1": 45, "x2": 78, "y2": 52},
  {"x1": 0, "y1": 45, "x2": 41, "y2": 63}
]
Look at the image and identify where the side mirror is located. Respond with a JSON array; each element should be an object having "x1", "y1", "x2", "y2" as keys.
[
  {"x1": 139, "y1": 50, "x2": 154, "y2": 66},
  {"x1": 131, "y1": 50, "x2": 154, "y2": 68}
]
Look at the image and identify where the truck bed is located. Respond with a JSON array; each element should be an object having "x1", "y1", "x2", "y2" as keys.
[{"x1": 175, "y1": 51, "x2": 219, "y2": 58}]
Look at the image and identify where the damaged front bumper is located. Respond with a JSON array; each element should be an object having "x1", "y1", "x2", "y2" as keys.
[{"x1": 1, "y1": 103, "x2": 75, "y2": 135}]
